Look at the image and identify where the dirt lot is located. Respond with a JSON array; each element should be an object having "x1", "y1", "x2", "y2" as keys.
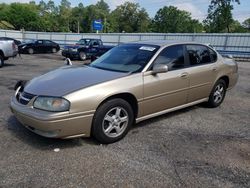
[{"x1": 0, "y1": 54, "x2": 250, "y2": 188}]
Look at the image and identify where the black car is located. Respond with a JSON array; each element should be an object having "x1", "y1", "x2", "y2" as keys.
[
  {"x1": 18, "y1": 39, "x2": 60, "y2": 54},
  {"x1": 0, "y1": 37, "x2": 21, "y2": 45}
]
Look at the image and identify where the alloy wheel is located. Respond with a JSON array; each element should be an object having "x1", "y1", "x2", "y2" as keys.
[
  {"x1": 213, "y1": 84, "x2": 224, "y2": 104},
  {"x1": 102, "y1": 107, "x2": 129, "y2": 138}
]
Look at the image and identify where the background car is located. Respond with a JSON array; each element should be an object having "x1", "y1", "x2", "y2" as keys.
[
  {"x1": 62, "y1": 38, "x2": 114, "y2": 60},
  {"x1": 0, "y1": 37, "x2": 21, "y2": 46},
  {"x1": 18, "y1": 39, "x2": 60, "y2": 54},
  {"x1": 10, "y1": 41, "x2": 238, "y2": 144},
  {"x1": 0, "y1": 40, "x2": 18, "y2": 67}
]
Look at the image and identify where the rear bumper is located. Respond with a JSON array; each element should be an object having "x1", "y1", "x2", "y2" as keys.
[{"x1": 10, "y1": 97, "x2": 94, "y2": 139}]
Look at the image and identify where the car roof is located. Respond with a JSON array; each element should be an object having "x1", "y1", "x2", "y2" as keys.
[{"x1": 129, "y1": 40, "x2": 207, "y2": 47}]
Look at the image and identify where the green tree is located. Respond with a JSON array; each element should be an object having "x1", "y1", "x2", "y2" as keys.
[
  {"x1": 242, "y1": 18, "x2": 250, "y2": 30},
  {"x1": 96, "y1": 0, "x2": 110, "y2": 15},
  {"x1": 110, "y1": 2, "x2": 150, "y2": 33},
  {"x1": 152, "y1": 6, "x2": 203, "y2": 33},
  {"x1": 95, "y1": 0, "x2": 110, "y2": 32},
  {"x1": 58, "y1": 0, "x2": 71, "y2": 32},
  {"x1": 70, "y1": 3, "x2": 86, "y2": 33},
  {"x1": 229, "y1": 20, "x2": 247, "y2": 32},
  {"x1": 203, "y1": 0, "x2": 240, "y2": 33},
  {"x1": 3, "y1": 3, "x2": 41, "y2": 31}
]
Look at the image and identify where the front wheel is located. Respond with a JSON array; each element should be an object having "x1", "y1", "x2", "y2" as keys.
[
  {"x1": 28, "y1": 48, "x2": 34, "y2": 54},
  {"x1": 79, "y1": 51, "x2": 87, "y2": 61},
  {"x1": 0, "y1": 54, "x2": 4, "y2": 68},
  {"x1": 92, "y1": 99, "x2": 134, "y2": 144},
  {"x1": 207, "y1": 79, "x2": 227, "y2": 108}
]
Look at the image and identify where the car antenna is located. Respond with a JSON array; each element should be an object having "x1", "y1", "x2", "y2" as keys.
[{"x1": 65, "y1": 58, "x2": 72, "y2": 66}]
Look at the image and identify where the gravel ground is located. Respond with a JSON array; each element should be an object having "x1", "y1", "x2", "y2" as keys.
[{"x1": 0, "y1": 54, "x2": 250, "y2": 188}]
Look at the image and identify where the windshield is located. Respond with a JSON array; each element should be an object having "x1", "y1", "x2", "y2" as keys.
[
  {"x1": 90, "y1": 44, "x2": 159, "y2": 73},
  {"x1": 76, "y1": 39, "x2": 91, "y2": 45}
]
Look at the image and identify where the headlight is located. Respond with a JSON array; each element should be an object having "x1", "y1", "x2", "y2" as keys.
[
  {"x1": 22, "y1": 45, "x2": 26, "y2": 49},
  {"x1": 71, "y1": 48, "x2": 78, "y2": 52},
  {"x1": 33, "y1": 97, "x2": 70, "y2": 112}
]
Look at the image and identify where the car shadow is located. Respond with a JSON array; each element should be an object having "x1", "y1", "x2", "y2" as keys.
[
  {"x1": 6, "y1": 104, "x2": 206, "y2": 149},
  {"x1": 133, "y1": 105, "x2": 201, "y2": 130},
  {"x1": 6, "y1": 115, "x2": 99, "y2": 150},
  {"x1": 2, "y1": 63, "x2": 16, "y2": 67}
]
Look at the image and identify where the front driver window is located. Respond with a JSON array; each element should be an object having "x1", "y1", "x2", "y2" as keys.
[{"x1": 154, "y1": 45, "x2": 185, "y2": 71}]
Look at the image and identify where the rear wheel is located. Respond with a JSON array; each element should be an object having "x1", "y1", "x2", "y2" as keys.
[
  {"x1": 0, "y1": 54, "x2": 4, "y2": 68},
  {"x1": 79, "y1": 51, "x2": 87, "y2": 61},
  {"x1": 92, "y1": 98, "x2": 134, "y2": 144},
  {"x1": 28, "y1": 48, "x2": 34, "y2": 54},
  {"x1": 207, "y1": 79, "x2": 227, "y2": 108}
]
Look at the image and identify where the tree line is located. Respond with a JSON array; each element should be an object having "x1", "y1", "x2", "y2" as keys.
[{"x1": 0, "y1": 0, "x2": 249, "y2": 33}]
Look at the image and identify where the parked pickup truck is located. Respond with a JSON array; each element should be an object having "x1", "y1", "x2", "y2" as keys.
[
  {"x1": 0, "y1": 40, "x2": 18, "y2": 68},
  {"x1": 62, "y1": 38, "x2": 114, "y2": 61}
]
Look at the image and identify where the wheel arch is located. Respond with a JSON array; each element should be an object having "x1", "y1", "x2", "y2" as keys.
[
  {"x1": 97, "y1": 92, "x2": 139, "y2": 119},
  {"x1": 217, "y1": 75, "x2": 229, "y2": 88}
]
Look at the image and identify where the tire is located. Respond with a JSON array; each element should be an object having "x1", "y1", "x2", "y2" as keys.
[
  {"x1": 0, "y1": 54, "x2": 4, "y2": 68},
  {"x1": 207, "y1": 79, "x2": 227, "y2": 108},
  {"x1": 92, "y1": 98, "x2": 134, "y2": 144},
  {"x1": 28, "y1": 48, "x2": 34, "y2": 54},
  {"x1": 52, "y1": 48, "x2": 57, "y2": 53},
  {"x1": 79, "y1": 51, "x2": 87, "y2": 61}
]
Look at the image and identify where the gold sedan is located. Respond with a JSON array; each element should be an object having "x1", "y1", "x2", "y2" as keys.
[{"x1": 10, "y1": 41, "x2": 238, "y2": 143}]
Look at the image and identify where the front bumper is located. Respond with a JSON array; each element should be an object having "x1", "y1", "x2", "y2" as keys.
[
  {"x1": 10, "y1": 97, "x2": 94, "y2": 139},
  {"x1": 62, "y1": 50, "x2": 79, "y2": 59}
]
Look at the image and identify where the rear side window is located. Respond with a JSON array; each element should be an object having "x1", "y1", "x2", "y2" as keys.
[
  {"x1": 91, "y1": 40, "x2": 101, "y2": 46},
  {"x1": 154, "y1": 45, "x2": 185, "y2": 70},
  {"x1": 44, "y1": 40, "x2": 53, "y2": 44},
  {"x1": 37, "y1": 40, "x2": 43, "y2": 44},
  {"x1": 186, "y1": 45, "x2": 212, "y2": 66}
]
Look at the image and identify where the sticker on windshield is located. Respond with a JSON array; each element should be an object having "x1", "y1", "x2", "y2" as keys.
[{"x1": 139, "y1": 46, "x2": 156, "y2": 51}]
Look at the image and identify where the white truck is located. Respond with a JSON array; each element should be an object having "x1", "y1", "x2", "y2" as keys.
[{"x1": 0, "y1": 40, "x2": 18, "y2": 68}]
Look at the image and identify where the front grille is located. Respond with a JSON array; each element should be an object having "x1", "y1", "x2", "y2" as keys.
[{"x1": 16, "y1": 92, "x2": 36, "y2": 105}]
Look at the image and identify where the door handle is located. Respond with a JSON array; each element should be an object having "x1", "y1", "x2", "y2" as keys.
[
  {"x1": 180, "y1": 72, "x2": 188, "y2": 78},
  {"x1": 212, "y1": 67, "x2": 218, "y2": 71}
]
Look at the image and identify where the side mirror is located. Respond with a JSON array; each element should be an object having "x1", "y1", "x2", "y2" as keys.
[{"x1": 152, "y1": 64, "x2": 169, "y2": 74}]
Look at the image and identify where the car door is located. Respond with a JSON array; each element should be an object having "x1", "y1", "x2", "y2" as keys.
[
  {"x1": 34, "y1": 40, "x2": 44, "y2": 53},
  {"x1": 185, "y1": 44, "x2": 218, "y2": 102},
  {"x1": 43, "y1": 40, "x2": 53, "y2": 52},
  {"x1": 89, "y1": 40, "x2": 100, "y2": 55},
  {"x1": 142, "y1": 45, "x2": 189, "y2": 116}
]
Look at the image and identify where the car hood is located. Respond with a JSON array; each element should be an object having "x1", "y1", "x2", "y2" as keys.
[
  {"x1": 24, "y1": 65, "x2": 128, "y2": 96},
  {"x1": 18, "y1": 42, "x2": 33, "y2": 47}
]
